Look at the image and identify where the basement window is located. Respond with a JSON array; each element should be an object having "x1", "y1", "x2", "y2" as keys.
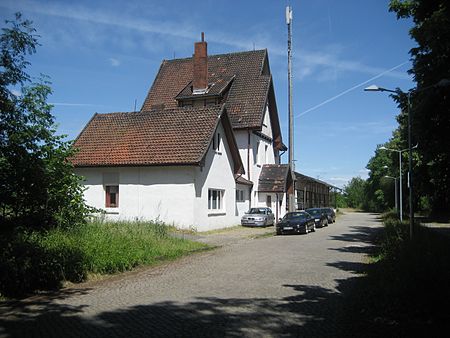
[{"x1": 105, "y1": 185, "x2": 119, "y2": 208}]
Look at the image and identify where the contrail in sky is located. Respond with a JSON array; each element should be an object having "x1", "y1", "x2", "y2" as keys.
[{"x1": 296, "y1": 61, "x2": 410, "y2": 118}]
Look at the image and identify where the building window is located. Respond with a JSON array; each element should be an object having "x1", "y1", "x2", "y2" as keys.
[
  {"x1": 236, "y1": 189, "x2": 245, "y2": 202},
  {"x1": 256, "y1": 141, "x2": 260, "y2": 165},
  {"x1": 105, "y1": 185, "x2": 119, "y2": 208},
  {"x1": 213, "y1": 132, "x2": 221, "y2": 153},
  {"x1": 266, "y1": 195, "x2": 272, "y2": 208},
  {"x1": 264, "y1": 144, "x2": 268, "y2": 164},
  {"x1": 208, "y1": 189, "x2": 224, "y2": 210}
]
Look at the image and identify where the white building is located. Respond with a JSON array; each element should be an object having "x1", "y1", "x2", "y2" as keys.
[{"x1": 72, "y1": 35, "x2": 289, "y2": 231}]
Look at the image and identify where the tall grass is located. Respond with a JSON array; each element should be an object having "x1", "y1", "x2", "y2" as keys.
[{"x1": 0, "y1": 221, "x2": 208, "y2": 297}]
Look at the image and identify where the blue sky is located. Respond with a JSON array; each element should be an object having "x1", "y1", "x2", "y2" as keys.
[{"x1": 1, "y1": 0, "x2": 415, "y2": 188}]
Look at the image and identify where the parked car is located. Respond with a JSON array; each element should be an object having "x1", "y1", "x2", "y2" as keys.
[
  {"x1": 276, "y1": 211, "x2": 315, "y2": 235},
  {"x1": 305, "y1": 208, "x2": 328, "y2": 228},
  {"x1": 321, "y1": 207, "x2": 336, "y2": 223},
  {"x1": 241, "y1": 207, "x2": 275, "y2": 227}
]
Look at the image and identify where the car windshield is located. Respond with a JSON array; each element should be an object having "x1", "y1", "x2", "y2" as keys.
[
  {"x1": 283, "y1": 212, "x2": 308, "y2": 221},
  {"x1": 247, "y1": 208, "x2": 267, "y2": 214},
  {"x1": 306, "y1": 209, "x2": 320, "y2": 215}
]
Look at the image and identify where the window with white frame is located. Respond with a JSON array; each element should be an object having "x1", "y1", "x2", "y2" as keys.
[
  {"x1": 208, "y1": 189, "x2": 224, "y2": 210},
  {"x1": 236, "y1": 189, "x2": 245, "y2": 202}
]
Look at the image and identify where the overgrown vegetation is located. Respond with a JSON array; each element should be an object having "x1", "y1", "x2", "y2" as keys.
[
  {"x1": 345, "y1": 213, "x2": 450, "y2": 336},
  {"x1": 0, "y1": 220, "x2": 209, "y2": 298}
]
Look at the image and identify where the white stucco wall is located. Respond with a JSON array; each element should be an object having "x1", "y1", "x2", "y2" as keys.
[
  {"x1": 235, "y1": 183, "x2": 251, "y2": 217},
  {"x1": 234, "y1": 130, "x2": 250, "y2": 181},
  {"x1": 75, "y1": 166, "x2": 196, "y2": 227},
  {"x1": 193, "y1": 121, "x2": 241, "y2": 230},
  {"x1": 261, "y1": 104, "x2": 273, "y2": 139}
]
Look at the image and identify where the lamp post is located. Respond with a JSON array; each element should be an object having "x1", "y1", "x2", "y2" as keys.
[
  {"x1": 364, "y1": 79, "x2": 450, "y2": 240},
  {"x1": 379, "y1": 146, "x2": 409, "y2": 222},
  {"x1": 384, "y1": 175, "x2": 398, "y2": 213}
]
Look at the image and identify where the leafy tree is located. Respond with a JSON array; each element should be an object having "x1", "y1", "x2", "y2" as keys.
[
  {"x1": 335, "y1": 192, "x2": 348, "y2": 209},
  {"x1": 389, "y1": 0, "x2": 450, "y2": 216},
  {"x1": 0, "y1": 13, "x2": 90, "y2": 229},
  {"x1": 343, "y1": 177, "x2": 367, "y2": 209}
]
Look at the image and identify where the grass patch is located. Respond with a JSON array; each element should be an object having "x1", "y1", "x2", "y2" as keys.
[
  {"x1": 249, "y1": 231, "x2": 275, "y2": 240},
  {"x1": 199, "y1": 225, "x2": 242, "y2": 235},
  {"x1": 0, "y1": 221, "x2": 208, "y2": 298},
  {"x1": 343, "y1": 212, "x2": 450, "y2": 336}
]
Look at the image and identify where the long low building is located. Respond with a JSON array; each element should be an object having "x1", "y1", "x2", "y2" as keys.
[{"x1": 295, "y1": 172, "x2": 341, "y2": 210}]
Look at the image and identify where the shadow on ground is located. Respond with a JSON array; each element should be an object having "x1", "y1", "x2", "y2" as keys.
[{"x1": 1, "y1": 281, "x2": 364, "y2": 338}]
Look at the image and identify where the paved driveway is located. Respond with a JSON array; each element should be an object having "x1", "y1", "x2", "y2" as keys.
[{"x1": 0, "y1": 212, "x2": 381, "y2": 337}]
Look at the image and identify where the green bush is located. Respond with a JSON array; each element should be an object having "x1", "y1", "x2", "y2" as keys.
[
  {"x1": 0, "y1": 229, "x2": 86, "y2": 297},
  {"x1": 0, "y1": 221, "x2": 208, "y2": 297}
]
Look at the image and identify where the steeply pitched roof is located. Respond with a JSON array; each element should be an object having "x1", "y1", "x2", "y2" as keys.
[
  {"x1": 141, "y1": 50, "x2": 283, "y2": 147},
  {"x1": 258, "y1": 164, "x2": 292, "y2": 192},
  {"x1": 71, "y1": 106, "x2": 243, "y2": 174}
]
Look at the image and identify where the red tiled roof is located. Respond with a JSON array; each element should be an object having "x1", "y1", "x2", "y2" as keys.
[
  {"x1": 142, "y1": 50, "x2": 274, "y2": 130},
  {"x1": 71, "y1": 106, "x2": 235, "y2": 167}
]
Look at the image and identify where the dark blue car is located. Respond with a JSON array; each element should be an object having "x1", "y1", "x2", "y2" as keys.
[
  {"x1": 305, "y1": 208, "x2": 329, "y2": 228},
  {"x1": 276, "y1": 211, "x2": 316, "y2": 235}
]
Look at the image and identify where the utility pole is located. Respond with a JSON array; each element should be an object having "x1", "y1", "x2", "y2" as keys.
[{"x1": 286, "y1": 5, "x2": 295, "y2": 212}]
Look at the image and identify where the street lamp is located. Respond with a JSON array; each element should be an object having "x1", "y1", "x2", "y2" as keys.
[
  {"x1": 379, "y1": 146, "x2": 409, "y2": 222},
  {"x1": 364, "y1": 79, "x2": 450, "y2": 240}
]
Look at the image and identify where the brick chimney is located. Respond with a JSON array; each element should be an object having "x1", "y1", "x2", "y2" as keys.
[{"x1": 193, "y1": 32, "x2": 208, "y2": 94}]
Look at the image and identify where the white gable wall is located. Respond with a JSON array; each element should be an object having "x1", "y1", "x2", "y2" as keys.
[
  {"x1": 234, "y1": 105, "x2": 278, "y2": 187},
  {"x1": 193, "y1": 121, "x2": 240, "y2": 230}
]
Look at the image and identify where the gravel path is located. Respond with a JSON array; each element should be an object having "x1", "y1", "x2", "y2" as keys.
[{"x1": 0, "y1": 212, "x2": 382, "y2": 337}]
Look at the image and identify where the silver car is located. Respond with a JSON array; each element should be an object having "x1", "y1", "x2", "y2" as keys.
[{"x1": 241, "y1": 207, "x2": 275, "y2": 227}]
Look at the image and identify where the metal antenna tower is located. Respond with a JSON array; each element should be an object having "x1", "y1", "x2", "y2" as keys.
[{"x1": 286, "y1": 5, "x2": 295, "y2": 212}]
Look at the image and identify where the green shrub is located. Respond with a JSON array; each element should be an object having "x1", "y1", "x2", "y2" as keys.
[
  {"x1": 0, "y1": 229, "x2": 86, "y2": 297},
  {"x1": 0, "y1": 221, "x2": 208, "y2": 297}
]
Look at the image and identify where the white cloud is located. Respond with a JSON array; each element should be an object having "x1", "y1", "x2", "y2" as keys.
[{"x1": 108, "y1": 57, "x2": 120, "y2": 67}]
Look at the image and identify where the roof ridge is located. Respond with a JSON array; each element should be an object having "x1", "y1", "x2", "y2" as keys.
[{"x1": 165, "y1": 49, "x2": 267, "y2": 62}]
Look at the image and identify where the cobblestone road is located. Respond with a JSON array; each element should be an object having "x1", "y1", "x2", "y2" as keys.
[{"x1": 0, "y1": 212, "x2": 381, "y2": 337}]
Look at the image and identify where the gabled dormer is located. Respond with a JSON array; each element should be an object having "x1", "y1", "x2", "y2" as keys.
[{"x1": 175, "y1": 33, "x2": 235, "y2": 108}]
